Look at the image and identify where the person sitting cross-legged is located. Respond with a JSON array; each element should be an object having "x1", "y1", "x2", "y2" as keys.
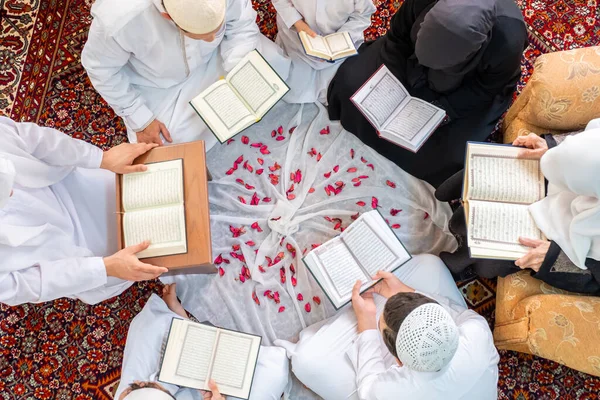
[{"x1": 276, "y1": 254, "x2": 500, "y2": 400}]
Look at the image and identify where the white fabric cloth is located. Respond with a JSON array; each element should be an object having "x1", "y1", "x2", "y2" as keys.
[
  {"x1": 273, "y1": 0, "x2": 375, "y2": 103},
  {"x1": 82, "y1": 0, "x2": 290, "y2": 146},
  {"x1": 0, "y1": 157, "x2": 15, "y2": 209},
  {"x1": 163, "y1": 0, "x2": 226, "y2": 35},
  {"x1": 0, "y1": 117, "x2": 130, "y2": 306},
  {"x1": 116, "y1": 293, "x2": 290, "y2": 400},
  {"x1": 275, "y1": 254, "x2": 499, "y2": 400},
  {"x1": 529, "y1": 120, "x2": 600, "y2": 269},
  {"x1": 161, "y1": 103, "x2": 457, "y2": 399}
]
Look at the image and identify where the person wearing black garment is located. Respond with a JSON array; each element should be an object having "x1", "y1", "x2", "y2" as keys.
[
  {"x1": 435, "y1": 131, "x2": 600, "y2": 295},
  {"x1": 327, "y1": 0, "x2": 528, "y2": 187}
]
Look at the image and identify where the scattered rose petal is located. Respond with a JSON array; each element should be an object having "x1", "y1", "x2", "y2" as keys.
[
  {"x1": 353, "y1": 182, "x2": 362, "y2": 187},
  {"x1": 276, "y1": 136, "x2": 285, "y2": 141},
  {"x1": 333, "y1": 222, "x2": 342, "y2": 230},
  {"x1": 269, "y1": 162, "x2": 281, "y2": 172},
  {"x1": 239, "y1": 274, "x2": 246, "y2": 283},
  {"x1": 386, "y1": 180, "x2": 396, "y2": 188},
  {"x1": 273, "y1": 291, "x2": 281, "y2": 304},
  {"x1": 324, "y1": 171, "x2": 332, "y2": 178},
  {"x1": 278, "y1": 125, "x2": 283, "y2": 134},
  {"x1": 241, "y1": 136, "x2": 249, "y2": 145},
  {"x1": 360, "y1": 157, "x2": 367, "y2": 163},
  {"x1": 278, "y1": 306, "x2": 285, "y2": 313},
  {"x1": 333, "y1": 165, "x2": 340, "y2": 173},
  {"x1": 351, "y1": 212, "x2": 360, "y2": 220},
  {"x1": 390, "y1": 208, "x2": 402, "y2": 216},
  {"x1": 256, "y1": 168, "x2": 264, "y2": 175},
  {"x1": 347, "y1": 167, "x2": 357, "y2": 173},
  {"x1": 308, "y1": 187, "x2": 315, "y2": 193},
  {"x1": 218, "y1": 267, "x2": 225, "y2": 276},
  {"x1": 289, "y1": 263, "x2": 296, "y2": 273},
  {"x1": 235, "y1": 155, "x2": 244, "y2": 165},
  {"x1": 226, "y1": 139, "x2": 235, "y2": 145},
  {"x1": 287, "y1": 193, "x2": 296, "y2": 200},
  {"x1": 252, "y1": 291, "x2": 260, "y2": 305},
  {"x1": 238, "y1": 196, "x2": 246, "y2": 204},
  {"x1": 358, "y1": 175, "x2": 369, "y2": 179},
  {"x1": 317, "y1": 153, "x2": 322, "y2": 162},
  {"x1": 226, "y1": 168, "x2": 235, "y2": 175},
  {"x1": 246, "y1": 240, "x2": 256, "y2": 246},
  {"x1": 350, "y1": 149, "x2": 355, "y2": 159},
  {"x1": 291, "y1": 276, "x2": 297, "y2": 286},
  {"x1": 257, "y1": 158, "x2": 264, "y2": 165},
  {"x1": 371, "y1": 197, "x2": 380, "y2": 209},
  {"x1": 250, "y1": 142, "x2": 263, "y2": 148},
  {"x1": 236, "y1": 178, "x2": 244, "y2": 185},
  {"x1": 214, "y1": 254, "x2": 224, "y2": 265},
  {"x1": 313, "y1": 296, "x2": 321, "y2": 305},
  {"x1": 232, "y1": 244, "x2": 240, "y2": 251},
  {"x1": 250, "y1": 192, "x2": 260, "y2": 206},
  {"x1": 391, "y1": 224, "x2": 401, "y2": 229},
  {"x1": 245, "y1": 183, "x2": 256, "y2": 190},
  {"x1": 259, "y1": 265, "x2": 266, "y2": 273},
  {"x1": 262, "y1": 197, "x2": 272, "y2": 203},
  {"x1": 424, "y1": 212, "x2": 430, "y2": 220},
  {"x1": 264, "y1": 290, "x2": 273, "y2": 298},
  {"x1": 250, "y1": 222, "x2": 263, "y2": 232},
  {"x1": 356, "y1": 201, "x2": 366, "y2": 207},
  {"x1": 229, "y1": 225, "x2": 246, "y2": 238},
  {"x1": 289, "y1": 126, "x2": 296, "y2": 134},
  {"x1": 271, "y1": 130, "x2": 277, "y2": 138},
  {"x1": 297, "y1": 293, "x2": 304, "y2": 301},
  {"x1": 305, "y1": 303, "x2": 312, "y2": 312},
  {"x1": 367, "y1": 163, "x2": 374, "y2": 170},
  {"x1": 260, "y1": 145, "x2": 271, "y2": 155}
]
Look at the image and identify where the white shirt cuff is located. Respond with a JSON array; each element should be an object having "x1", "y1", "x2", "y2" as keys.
[
  {"x1": 125, "y1": 105, "x2": 155, "y2": 132},
  {"x1": 85, "y1": 146, "x2": 104, "y2": 169}
]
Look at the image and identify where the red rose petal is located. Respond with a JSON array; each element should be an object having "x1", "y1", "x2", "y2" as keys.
[
  {"x1": 241, "y1": 136, "x2": 249, "y2": 145},
  {"x1": 218, "y1": 267, "x2": 225, "y2": 276},
  {"x1": 297, "y1": 293, "x2": 304, "y2": 301},
  {"x1": 390, "y1": 208, "x2": 402, "y2": 216},
  {"x1": 278, "y1": 306, "x2": 285, "y2": 313},
  {"x1": 305, "y1": 303, "x2": 312, "y2": 312},
  {"x1": 386, "y1": 180, "x2": 396, "y2": 188},
  {"x1": 313, "y1": 296, "x2": 321, "y2": 305},
  {"x1": 356, "y1": 201, "x2": 366, "y2": 207},
  {"x1": 347, "y1": 167, "x2": 357, "y2": 173}
]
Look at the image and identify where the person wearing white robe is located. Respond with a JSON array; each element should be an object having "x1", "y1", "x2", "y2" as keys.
[
  {"x1": 273, "y1": 0, "x2": 376, "y2": 103},
  {"x1": 116, "y1": 284, "x2": 290, "y2": 400},
  {"x1": 0, "y1": 117, "x2": 169, "y2": 306},
  {"x1": 82, "y1": 0, "x2": 290, "y2": 147},
  {"x1": 275, "y1": 254, "x2": 499, "y2": 399}
]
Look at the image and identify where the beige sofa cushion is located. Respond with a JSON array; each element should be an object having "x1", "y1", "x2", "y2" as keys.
[
  {"x1": 503, "y1": 46, "x2": 600, "y2": 143},
  {"x1": 494, "y1": 272, "x2": 600, "y2": 377}
]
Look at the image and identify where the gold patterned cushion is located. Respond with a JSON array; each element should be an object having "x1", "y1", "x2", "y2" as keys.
[
  {"x1": 503, "y1": 46, "x2": 600, "y2": 144},
  {"x1": 494, "y1": 272, "x2": 600, "y2": 377}
]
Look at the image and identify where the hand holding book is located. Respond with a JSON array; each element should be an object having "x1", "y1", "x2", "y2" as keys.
[
  {"x1": 371, "y1": 270, "x2": 415, "y2": 299},
  {"x1": 201, "y1": 379, "x2": 225, "y2": 400},
  {"x1": 512, "y1": 132, "x2": 549, "y2": 160},
  {"x1": 514, "y1": 237, "x2": 551, "y2": 272},
  {"x1": 294, "y1": 19, "x2": 317, "y2": 38},
  {"x1": 351, "y1": 281, "x2": 377, "y2": 333}
]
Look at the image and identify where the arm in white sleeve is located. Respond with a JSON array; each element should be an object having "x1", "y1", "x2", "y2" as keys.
[
  {"x1": 0, "y1": 257, "x2": 107, "y2": 306},
  {"x1": 81, "y1": 21, "x2": 155, "y2": 132},
  {"x1": 220, "y1": 0, "x2": 261, "y2": 72},
  {"x1": 346, "y1": 329, "x2": 389, "y2": 399},
  {"x1": 337, "y1": 0, "x2": 377, "y2": 45},
  {"x1": 272, "y1": 0, "x2": 303, "y2": 29},
  {"x1": 1, "y1": 117, "x2": 103, "y2": 169}
]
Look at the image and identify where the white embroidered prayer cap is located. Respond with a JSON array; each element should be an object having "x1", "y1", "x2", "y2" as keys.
[
  {"x1": 123, "y1": 387, "x2": 174, "y2": 400},
  {"x1": 163, "y1": 0, "x2": 226, "y2": 35},
  {"x1": 0, "y1": 157, "x2": 16, "y2": 209},
  {"x1": 395, "y1": 303, "x2": 459, "y2": 372}
]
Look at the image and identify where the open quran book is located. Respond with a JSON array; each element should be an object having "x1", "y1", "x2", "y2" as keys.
[
  {"x1": 351, "y1": 65, "x2": 446, "y2": 153},
  {"x1": 299, "y1": 31, "x2": 357, "y2": 61},
  {"x1": 463, "y1": 142, "x2": 546, "y2": 260},
  {"x1": 122, "y1": 159, "x2": 187, "y2": 259},
  {"x1": 303, "y1": 210, "x2": 411, "y2": 309},
  {"x1": 190, "y1": 50, "x2": 289, "y2": 143},
  {"x1": 159, "y1": 319, "x2": 262, "y2": 400}
]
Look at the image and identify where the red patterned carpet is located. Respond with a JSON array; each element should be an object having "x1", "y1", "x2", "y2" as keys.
[{"x1": 1, "y1": 0, "x2": 599, "y2": 398}]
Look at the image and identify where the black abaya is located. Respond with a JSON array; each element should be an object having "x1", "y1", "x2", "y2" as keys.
[{"x1": 327, "y1": 0, "x2": 528, "y2": 187}]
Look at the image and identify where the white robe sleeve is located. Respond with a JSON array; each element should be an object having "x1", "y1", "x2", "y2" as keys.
[
  {"x1": 336, "y1": 0, "x2": 376, "y2": 46},
  {"x1": 346, "y1": 329, "x2": 390, "y2": 399},
  {"x1": 220, "y1": 0, "x2": 261, "y2": 72},
  {"x1": 81, "y1": 22, "x2": 155, "y2": 132},
  {"x1": 2, "y1": 117, "x2": 103, "y2": 169},
  {"x1": 0, "y1": 257, "x2": 107, "y2": 306},
  {"x1": 272, "y1": 0, "x2": 303, "y2": 29}
]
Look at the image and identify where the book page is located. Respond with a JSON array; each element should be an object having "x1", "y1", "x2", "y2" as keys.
[
  {"x1": 299, "y1": 31, "x2": 330, "y2": 57},
  {"x1": 467, "y1": 143, "x2": 545, "y2": 204},
  {"x1": 351, "y1": 66, "x2": 409, "y2": 128},
  {"x1": 468, "y1": 200, "x2": 543, "y2": 254},
  {"x1": 382, "y1": 98, "x2": 442, "y2": 145},
  {"x1": 315, "y1": 238, "x2": 368, "y2": 298},
  {"x1": 122, "y1": 159, "x2": 183, "y2": 212},
  {"x1": 175, "y1": 324, "x2": 218, "y2": 382},
  {"x1": 227, "y1": 50, "x2": 289, "y2": 118},
  {"x1": 342, "y1": 220, "x2": 397, "y2": 277},
  {"x1": 210, "y1": 332, "x2": 252, "y2": 388},
  {"x1": 123, "y1": 204, "x2": 187, "y2": 258},
  {"x1": 325, "y1": 32, "x2": 355, "y2": 56}
]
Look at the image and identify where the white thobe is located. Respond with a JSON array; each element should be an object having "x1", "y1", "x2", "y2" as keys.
[
  {"x1": 82, "y1": 0, "x2": 290, "y2": 147},
  {"x1": 0, "y1": 117, "x2": 130, "y2": 306},
  {"x1": 273, "y1": 0, "x2": 376, "y2": 103},
  {"x1": 115, "y1": 294, "x2": 290, "y2": 400},
  {"x1": 276, "y1": 254, "x2": 500, "y2": 400}
]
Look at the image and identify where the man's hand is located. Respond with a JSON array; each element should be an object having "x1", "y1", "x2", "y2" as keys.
[
  {"x1": 514, "y1": 237, "x2": 551, "y2": 273},
  {"x1": 513, "y1": 132, "x2": 549, "y2": 159},
  {"x1": 104, "y1": 241, "x2": 168, "y2": 281},
  {"x1": 372, "y1": 271, "x2": 415, "y2": 299},
  {"x1": 100, "y1": 142, "x2": 158, "y2": 174},
  {"x1": 201, "y1": 379, "x2": 226, "y2": 399},
  {"x1": 136, "y1": 119, "x2": 172, "y2": 145},
  {"x1": 294, "y1": 20, "x2": 317, "y2": 38},
  {"x1": 351, "y1": 281, "x2": 377, "y2": 333}
]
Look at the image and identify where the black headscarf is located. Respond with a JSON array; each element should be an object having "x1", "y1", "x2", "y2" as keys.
[{"x1": 412, "y1": 0, "x2": 497, "y2": 93}]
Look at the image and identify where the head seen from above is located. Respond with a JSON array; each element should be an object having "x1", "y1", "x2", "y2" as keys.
[
  {"x1": 120, "y1": 382, "x2": 176, "y2": 400},
  {"x1": 380, "y1": 292, "x2": 459, "y2": 372},
  {"x1": 160, "y1": 0, "x2": 226, "y2": 41}
]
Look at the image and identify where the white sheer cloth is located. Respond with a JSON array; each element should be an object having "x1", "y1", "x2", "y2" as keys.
[{"x1": 162, "y1": 102, "x2": 457, "y2": 398}]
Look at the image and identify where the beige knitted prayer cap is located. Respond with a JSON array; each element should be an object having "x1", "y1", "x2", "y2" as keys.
[{"x1": 163, "y1": 0, "x2": 226, "y2": 34}]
